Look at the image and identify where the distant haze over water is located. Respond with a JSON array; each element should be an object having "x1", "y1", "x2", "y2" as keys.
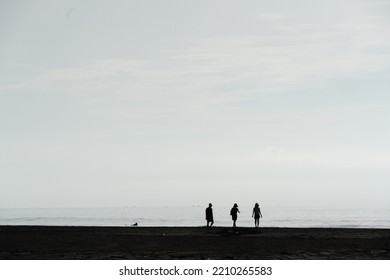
[{"x1": 1, "y1": 206, "x2": 389, "y2": 228}]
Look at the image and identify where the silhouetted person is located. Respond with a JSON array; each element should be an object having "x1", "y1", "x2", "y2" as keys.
[
  {"x1": 230, "y1": 203, "x2": 240, "y2": 227},
  {"x1": 205, "y1": 203, "x2": 214, "y2": 228},
  {"x1": 252, "y1": 203, "x2": 263, "y2": 227}
]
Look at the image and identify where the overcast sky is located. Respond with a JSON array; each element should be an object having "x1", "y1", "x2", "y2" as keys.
[{"x1": 1, "y1": 0, "x2": 389, "y2": 208}]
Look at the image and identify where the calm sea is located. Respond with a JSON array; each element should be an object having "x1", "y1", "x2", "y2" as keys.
[{"x1": 0, "y1": 206, "x2": 389, "y2": 228}]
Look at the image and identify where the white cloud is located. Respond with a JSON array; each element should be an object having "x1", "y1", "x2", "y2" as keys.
[
  {"x1": 256, "y1": 12, "x2": 285, "y2": 21},
  {"x1": 3, "y1": 12, "x2": 389, "y2": 103},
  {"x1": 1, "y1": 0, "x2": 390, "y2": 209},
  {"x1": 245, "y1": 147, "x2": 390, "y2": 169}
]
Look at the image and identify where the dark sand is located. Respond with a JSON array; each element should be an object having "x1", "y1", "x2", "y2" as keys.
[{"x1": 1, "y1": 226, "x2": 389, "y2": 260}]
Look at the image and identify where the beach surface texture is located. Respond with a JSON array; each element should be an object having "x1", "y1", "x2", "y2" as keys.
[{"x1": 1, "y1": 226, "x2": 389, "y2": 259}]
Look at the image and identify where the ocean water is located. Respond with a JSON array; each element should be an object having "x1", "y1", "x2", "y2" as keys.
[{"x1": 0, "y1": 206, "x2": 389, "y2": 228}]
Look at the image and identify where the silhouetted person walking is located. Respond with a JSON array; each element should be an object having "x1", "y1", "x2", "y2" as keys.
[
  {"x1": 252, "y1": 203, "x2": 263, "y2": 227},
  {"x1": 230, "y1": 203, "x2": 240, "y2": 227},
  {"x1": 205, "y1": 203, "x2": 214, "y2": 228}
]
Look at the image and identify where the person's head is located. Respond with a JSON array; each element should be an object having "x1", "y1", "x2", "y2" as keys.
[
  {"x1": 234, "y1": 203, "x2": 238, "y2": 208},
  {"x1": 255, "y1": 203, "x2": 259, "y2": 207},
  {"x1": 209, "y1": 203, "x2": 212, "y2": 207}
]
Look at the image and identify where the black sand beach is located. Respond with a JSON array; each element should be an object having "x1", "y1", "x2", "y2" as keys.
[{"x1": 1, "y1": 226, "x2": 389, "y2": 259}]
